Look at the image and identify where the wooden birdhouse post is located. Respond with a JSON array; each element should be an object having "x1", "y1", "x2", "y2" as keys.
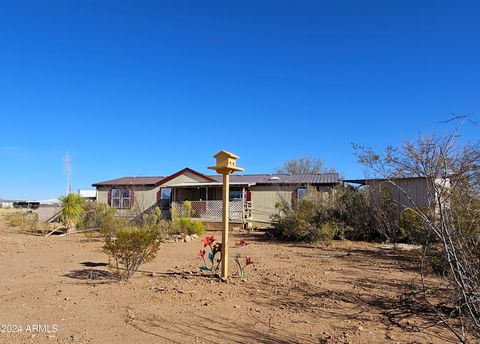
[{"x1": 208, "y1": 150, "x2": 244, "y2": 280}]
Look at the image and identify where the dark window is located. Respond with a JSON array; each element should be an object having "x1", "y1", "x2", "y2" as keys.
[
  {"x1": 111, "y1": 188, "x2": 131, "y2": 209},
  {"x1": 229, "y1": 188, "x2": 243, "y2": 201},
  {"x1": 297, "y1": 187, "x2": 308, "y2": 200},
  {"x1": 159, "y1": 188, "x2": 171, "y2": 209}
]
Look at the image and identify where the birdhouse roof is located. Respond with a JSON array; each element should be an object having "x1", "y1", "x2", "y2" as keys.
[{"x1": 213, "y1": 150, "x2": 239, "y2": 159}]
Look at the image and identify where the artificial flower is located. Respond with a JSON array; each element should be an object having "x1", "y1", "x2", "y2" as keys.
[{"x1": 202, "y1": 235, "x2": 215, "y2": 247}]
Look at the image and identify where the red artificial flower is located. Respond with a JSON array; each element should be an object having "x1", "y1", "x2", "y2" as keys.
[
  {"x1": 202, "y1": 236, "x2": 215, "y2": 247},
  {"x1": 198, "y1": 249, "x2": 206, "y2": 258},
  {"x1": 245, "y1": 256, "x2": 254, "y2": 265},
  {"x1": 239, "y1": 239, "x2": 248, "y2": 247}
]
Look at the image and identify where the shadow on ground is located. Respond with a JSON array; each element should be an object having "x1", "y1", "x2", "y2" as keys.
[
  {"x1": 64, "y1": 268, "x2": 117, "y2": 281},
  {"x1": 130, "y1": 313, "x2": 314, "y2": 344}
]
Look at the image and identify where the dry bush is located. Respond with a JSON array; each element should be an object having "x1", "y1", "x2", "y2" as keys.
[
  {"x1": 103, "y1": 223, "x2": 161, "y2": 280},
  {"x1": 4, "y1": 211, "x2": 50, "y2": 234},
  {"x1": 77, "y1": 202, "x2": 117, "y2": 231},
  {"x1": 355, "y1": 130, "x2": 480, "y2": 342},
  {"x1": 101, "y1": 207, "x2": 174, "y2": 280},
  {"x1": 272, "y1": 188, "x2": 346, "y2": 242}
]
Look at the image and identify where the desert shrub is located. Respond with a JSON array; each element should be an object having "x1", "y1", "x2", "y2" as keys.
[
  {"x1": 274, "y1": 186, "x2": 379, "y2": 242},
  {"x1": 312, "y1": 221, "x2": 344, "y2": 242},
  {"x1": 140, "y1": 207, "x2": 176, "y2": 239},
  {"x1": 398, "y1": 208, "x2": 428, "y2": 244},
  {"x1": 4, "y1": 211, "x2": 49, "y2": 233},
  {"x1": 59, "y1": 193, "x2": 85, "y2": 228},
  {"x1": 176, "y1": 217, "x2": 206, "y2": 235},
  {"x1": 171, "y1": 201, "x2": 206, "y2": 235},
  {"x1": 5, "y1": 211, "x2": 30, "y2": 228},
  {"x1": 77, "y1": 202, "x2": 117, "y2": 231},
  {"x1": 103, "y1": 222, "x2": 162, "y2": 280}
]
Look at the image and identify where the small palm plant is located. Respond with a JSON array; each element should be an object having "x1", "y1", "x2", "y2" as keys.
[{"x1": 59, "y1": 193, "x2": 85, "y2": 228}]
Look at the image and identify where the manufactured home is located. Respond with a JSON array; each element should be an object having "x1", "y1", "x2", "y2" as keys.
[{"x1": 92, "y1": 168, "x2": 340, "y2": 228}]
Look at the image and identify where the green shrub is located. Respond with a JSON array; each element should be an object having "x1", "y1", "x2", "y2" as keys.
[
  {"x1": 398, "y1": 208, "x2": 427, "y2": 244},
  {"x1": 103, "y1": 223, "x2": 162, "y2": 280},
  {"x1": 141, "y1": 207, "x2": 175, "y2": 239},
  {"x1": 59, "y1": 193, "x2": 85, "y2": 228},
  {"x1": 77, "y1": 202, "x2": 117, "y2": 231},
  {"x1": 176, "y1": 217, "x2": 206, "y2": 235},
  {"x1": 273, "y1": 188, "x2": 347, "y2": 242}
]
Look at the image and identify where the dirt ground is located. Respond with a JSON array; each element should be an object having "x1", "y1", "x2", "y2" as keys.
[{"x1": 0, "y1": 215, "x2": 457, "y2": 343}]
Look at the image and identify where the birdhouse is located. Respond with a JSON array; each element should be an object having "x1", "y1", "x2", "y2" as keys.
[{"x1": 208, "y1": 150, "x2": 244, "y2": 174}]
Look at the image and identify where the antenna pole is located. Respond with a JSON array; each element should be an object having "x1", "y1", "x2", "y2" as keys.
[{"x1": 65, "y1": 153, "x2": 71, "y2": 195}]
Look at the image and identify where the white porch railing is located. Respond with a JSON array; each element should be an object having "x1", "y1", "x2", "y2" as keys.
[{"x1": 172, "y1": 200, "x2": 248, "y2": 221}]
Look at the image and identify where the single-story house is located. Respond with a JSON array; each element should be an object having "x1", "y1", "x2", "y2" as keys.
[{"x1": 92, "y1": 168, "x2": 340, "y2": 228}]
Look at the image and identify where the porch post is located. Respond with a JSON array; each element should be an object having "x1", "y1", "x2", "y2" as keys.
[
  {"x1": 221, "y1": 174, "x2": 230, "y2": 279},
  {"x1": 241, "y1": 186, "x2": 245, "y2": 226}
]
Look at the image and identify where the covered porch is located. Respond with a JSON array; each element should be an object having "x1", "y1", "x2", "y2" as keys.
[{"x1": 166, "y1": 185, "x2": 252, "y2": 223}]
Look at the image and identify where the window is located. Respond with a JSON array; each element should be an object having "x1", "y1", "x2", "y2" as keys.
[
  {"x1": 159, "y1": 188, "x2": 171, "y2": 210},
  {"x1": 229, "y1": 188, "x2": 243, "y2": 201},
  {"x1": 111, "y1": 188, "x2": 131, "y2": 209},
  {"x1": 297, "y1": 187, "x2": 308, "y2": 200}
]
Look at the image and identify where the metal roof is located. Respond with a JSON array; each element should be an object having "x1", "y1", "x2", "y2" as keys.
[
  {"x1": 92, "y1": 176, "x2": 165, "y2": 187},
  {"x1": 92, "y1": 171, "x2": 340, "y2": 187},
  {"x1": 208, "y1": 173, "x2": 340, "y2": 185}
]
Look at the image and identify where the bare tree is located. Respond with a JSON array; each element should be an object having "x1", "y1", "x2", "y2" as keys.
[
  {"x1": 354, "y1": 131, "x2": 480, "y2": 342},
  {"x1": 275, "y1": 157, "x2": 335, "y2": 174}
]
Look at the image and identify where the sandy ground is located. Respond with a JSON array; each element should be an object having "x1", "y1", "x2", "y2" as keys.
[{"x1": 0, "y1": 216, "x2": 456, "y2": 343}]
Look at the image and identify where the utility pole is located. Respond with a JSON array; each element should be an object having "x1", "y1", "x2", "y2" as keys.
[{"x1": 65, "y1": 153, "x2": 71, "y2": 195}]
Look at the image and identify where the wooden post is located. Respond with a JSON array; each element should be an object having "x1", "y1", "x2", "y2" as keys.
[
  {"x1": 208, "y1": 150, "x2": 244, "y2": 282},
  {"x1": 221, "y1": 173, "x2": 230, "y2": 279}
]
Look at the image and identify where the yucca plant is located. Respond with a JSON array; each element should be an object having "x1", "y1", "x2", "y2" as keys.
[{"x1": 59, "y1": 193, "x2": 85, "y2": 228}]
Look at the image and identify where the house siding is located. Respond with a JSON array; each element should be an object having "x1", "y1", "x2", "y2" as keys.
[
  {"x1": 161, "y1": 171, "x2": 210, "y2": 186},
  {"x1": 96, "y1": 185, "x2": 161, "y2": 214},
  {"x1": 367, "y1": 178, "x2": 432, "y2": 209},
  {"x1": 249, "y1": 185, "x2": 297, "y2": 223}
]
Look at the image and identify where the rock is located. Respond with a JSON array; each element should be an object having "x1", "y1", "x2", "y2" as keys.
[
  {"x1": 183, "y1": 235, "x2": 192, "y2": 243},
  {"x1": 191, "y1": 234, "x2": 199, "y2": 240},
  {"x1": 233, "y1": 305, "x2": 240, "y2": 309}
]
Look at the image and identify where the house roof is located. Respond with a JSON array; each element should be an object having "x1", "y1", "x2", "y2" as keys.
[
  {"x1": 208, "y1": 173, "x2": 340, "y2": 185},
  {"x1": 92, "y1": 176, "x2": 165, "y2": 187},
  {"x1": 93, "y1": 169, "x2": 340, "y2": 188}
]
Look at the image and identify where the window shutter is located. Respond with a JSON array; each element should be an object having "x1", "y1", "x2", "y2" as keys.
[
  {"x1": 156, "y1": 189, "x2": 161, "y2": 204},
  {"x1": 107, "y1": 189, "x2": 112, "y2": 206},
  {"x1": 291, "y1": 190, "x2": 298, "y2": 209},
  {"x1": 130, "y1": 190, "x2": 135, "y2": 209},
  {"x1": 246, "y1": 190, "x2": 252, "y2": 202}
]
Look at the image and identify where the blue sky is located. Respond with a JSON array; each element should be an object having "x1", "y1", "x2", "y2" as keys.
[{"x1": 0, "y1": 1, "x2": 479, "y2": 200}]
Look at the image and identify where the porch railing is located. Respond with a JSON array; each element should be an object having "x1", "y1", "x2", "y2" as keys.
[{"x1": 171, "y1": 200, "x2": 248, "y2": 221}]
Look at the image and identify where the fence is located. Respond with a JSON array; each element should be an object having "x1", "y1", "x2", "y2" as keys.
[{"x1": 171, "y1": 200, "x2": 247, "y2": 221}]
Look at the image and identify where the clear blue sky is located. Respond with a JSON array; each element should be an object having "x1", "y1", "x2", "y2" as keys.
[{"x1": 0, "y1": 1, "x2": 479, "y2": 200}]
